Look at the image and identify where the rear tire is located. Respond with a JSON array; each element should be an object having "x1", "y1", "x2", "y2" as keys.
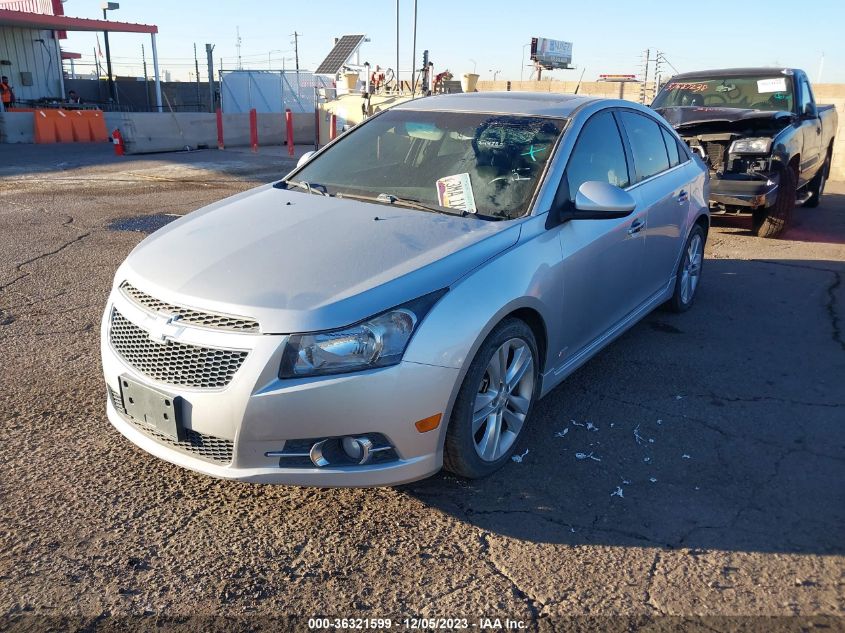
[
  {"x1": 752, "y1": 163, "x2": 795, "y2": 238},
  {"x1": 443, "y1": 319, "x2": 539, "y2": 479},
  {"x1": 666, "y1": 224, "x2": 706, "y2": 313},
  {"x1": 803, "y1": 150, "x2": 830, "y2": 208}
]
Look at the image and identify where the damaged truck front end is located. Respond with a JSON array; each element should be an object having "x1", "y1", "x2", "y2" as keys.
[
  {"x1": 657, "y1": 108, "x2": 796, "y2": 212},
  {"x1": 652, "y1": 68, "x2": 837, "y2": 238}
]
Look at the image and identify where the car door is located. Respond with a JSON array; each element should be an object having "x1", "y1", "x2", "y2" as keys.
[
  {"x1": 797, "y1": 75, "x2": 823, "y2": 184},
  {"x1": 554, "y1": 109, "x2": 648, "y2": 363},
  {"x1": 616, "y1": 110, "x2": 687, "y2": 300}
]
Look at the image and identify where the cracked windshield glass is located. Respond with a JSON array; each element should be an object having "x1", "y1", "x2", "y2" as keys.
[{"x1": 293, "y1": 109, "x2": 565, "y2": 219}]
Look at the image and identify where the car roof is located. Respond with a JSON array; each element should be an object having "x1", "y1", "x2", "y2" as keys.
[
  {"x1": 393, "y1": 91, "x2": 600, "y2": 118},
  {"x1": 668, "y1": 68, "x2": 797, "y2": 80}
]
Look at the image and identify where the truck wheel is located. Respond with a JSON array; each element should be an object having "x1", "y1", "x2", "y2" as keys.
[
  {"x1": 803, "y1": 150, "x2": 831, "y2": 208},
  {"x1": 666, "y1": 224, "x2": 706, "y2": 313},
  {"x1": 443, "y1": 318, "x2": 538, "y2": 479},
  {"x1": 753, "y1": 163, "x2": 796, "y2": 238}
]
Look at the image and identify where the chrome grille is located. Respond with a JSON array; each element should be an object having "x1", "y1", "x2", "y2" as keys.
[
  {"x1": 109, "y1": 309, "x2": 248, "y2": 389},
  {"x1": 120, "y1": 282, "x2": 260, "y2": 333},
  {"x1": 109, "y1": 387, "x2": 234, "y2": 464}
]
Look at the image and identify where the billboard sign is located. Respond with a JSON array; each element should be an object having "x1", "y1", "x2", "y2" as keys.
[{"x1": 530, "y1": 37, "x2": 573, "y2": 69}]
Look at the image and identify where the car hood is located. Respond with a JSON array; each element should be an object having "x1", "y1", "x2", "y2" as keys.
[
  {"x1": 117, "y1": 184, "x2": 520, "y2": 333},
  {"x1": 655, "y1": 106, "x2": 794, "y2": 129}
]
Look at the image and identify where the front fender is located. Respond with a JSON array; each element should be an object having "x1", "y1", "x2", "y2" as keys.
[{"x1": 403, "y1": 214, "x2": 563, "y2": 444}]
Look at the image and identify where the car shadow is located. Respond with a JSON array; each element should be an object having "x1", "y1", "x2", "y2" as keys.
[{"x1": 400, "y1": 257, "x2": 845, "y2": 555}]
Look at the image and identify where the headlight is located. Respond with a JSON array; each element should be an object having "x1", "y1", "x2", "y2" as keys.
[
  {"x1": 279, "y1": 289, "x2": 447, "y2": 378},
  {"x1": 729, "y1": 138, "x2": 772, "y2": 154}
]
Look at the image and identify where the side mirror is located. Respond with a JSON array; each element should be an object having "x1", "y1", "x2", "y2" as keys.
[
  {"x1": 573, "y1": 181, "x2": 636, "y2": 217},
  {"x1": 296, "y1": 150, "x2": 316, "y2": 168},
  {"x1": 802, "y1": 103, "x2": 818, "y2": 119}
]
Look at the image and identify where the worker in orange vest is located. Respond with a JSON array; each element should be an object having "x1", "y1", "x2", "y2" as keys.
[{"x1": 0, "y1": 76, "x2": 15, "y2": 109}]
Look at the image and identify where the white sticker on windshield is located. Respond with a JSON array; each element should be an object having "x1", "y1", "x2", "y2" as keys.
[
  {"x1": 758, "y1": 78, "x2": 787, "y2": 93},
  {"x1": 436, "y1": 173, "x2": 477, "y2": 213}
]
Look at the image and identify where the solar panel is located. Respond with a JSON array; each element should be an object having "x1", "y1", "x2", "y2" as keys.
[{"x1": 315, "y1": 34, "x2": 367, "y2": 75}]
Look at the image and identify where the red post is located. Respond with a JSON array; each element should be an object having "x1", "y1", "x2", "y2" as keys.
[
  {"x1": 249, "y1": 108, "x2": 258, "y2": 153},
  {"x1": 285, "y1": 108, "x2": 295, "y2": 157},
  {"x1": 330, "y1": 113, "x2": 337, "y2": 141},
  {"x1": 112, "y1": 128, "x2": 125, "y2": 156},
  {"x1": 216, "y1": 107, "x2": 224, "y2": 150}
]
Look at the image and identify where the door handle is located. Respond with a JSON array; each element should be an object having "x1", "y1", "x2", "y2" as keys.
[
  {"x1": 816, "y1": 127, "x2": 821, "y2": 135},
  {"x1": 677, "y1": 189, "x2": 689, "y2": 204},
  {"x1": 627, "y1": 219, "x2": 645, "y2": 235}
]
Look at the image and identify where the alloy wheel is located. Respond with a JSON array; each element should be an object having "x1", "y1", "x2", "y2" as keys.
[
  {"x1": 680, "y1": 233, "x2": 703, "y2": 305},
  {"x1": 471, "y1": 338, "x2": 535, "y2": 462}
]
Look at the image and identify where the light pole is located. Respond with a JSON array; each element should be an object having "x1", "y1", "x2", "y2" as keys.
[
  {"x1": 490, "y1": 69, "x2": 501, "y2": 81},
  {"x1": 521, "y1": 43, "x2": 532, "y2": 82},
  {"x1": 101, "y1": 2, "x2": 119, "y2": 103},
  {"x1": 468, "y1": 58, "x2": 477, "y2": 74}
]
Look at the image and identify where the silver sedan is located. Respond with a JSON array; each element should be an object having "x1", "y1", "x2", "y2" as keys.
[{"x1": 100, "y1": 92, "x2": 709, "y2": 486}]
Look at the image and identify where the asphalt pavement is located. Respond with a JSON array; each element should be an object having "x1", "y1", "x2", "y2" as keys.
[{"x1": 0, "y1": 144, "x2": 843, "y2": 631}]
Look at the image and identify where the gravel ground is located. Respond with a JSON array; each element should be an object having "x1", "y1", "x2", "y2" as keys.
[{"x1": 0, "y1": 145, "x2": 843, "y2": 631}]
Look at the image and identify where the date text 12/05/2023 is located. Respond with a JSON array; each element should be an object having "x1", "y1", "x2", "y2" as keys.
[{"x1": 306, "y1": 617, "x2": 529, "y2": 630}]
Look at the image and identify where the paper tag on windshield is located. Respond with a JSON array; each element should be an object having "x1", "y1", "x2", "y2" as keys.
[
  {"x1": 436, "y1": 173, "x2": 477, "y2": 213},
  {"x1": 758, "y1": 78, "x2": 787, "y2": 93}
]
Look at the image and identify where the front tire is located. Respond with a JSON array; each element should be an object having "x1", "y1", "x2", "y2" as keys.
[
  {"x1": 443, "y1": 319, "x2": 539, "y2": 479},
  {"x1": 666, "y1": 224, "x2": 706, "y2": 313},
  {"x1": 753, "y1": 163, "x2": 795, "y2": 237}
]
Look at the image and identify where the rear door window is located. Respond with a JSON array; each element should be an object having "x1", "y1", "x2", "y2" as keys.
[
  {"x1": 618, "y1": 111, "x2": 671, "y2": 181},
  {"x1": 661, "y1": 126, "x2": 680, "y2": 167}
]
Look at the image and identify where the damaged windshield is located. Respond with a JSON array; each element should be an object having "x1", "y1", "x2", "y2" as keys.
[
  {"x1": 652, "y1": 75, "x2": 795, "y2": 113},
  {"x1": 291, "y1": 109, "x2": 565, "y2": 220}
]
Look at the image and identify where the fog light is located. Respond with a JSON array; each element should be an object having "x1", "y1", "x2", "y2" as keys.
[{"x1": 341, "y1": 436, "x2": 373, "y2": 464}]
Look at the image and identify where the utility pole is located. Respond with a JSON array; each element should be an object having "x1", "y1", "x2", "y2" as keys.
[
  {"x1": 653, "y1": 51, "x2": 664, "y2": 98},
  {"x1": 206, "y1": 43, "x2": 215, "y2": 112},
  {"x1": 194, "y1": 43, "x2": 201, "y2": 110},
  {"x1": 411, "y1": 0, "x2": 418, "y2": 93},
  {"x1": 395, "y1": 0, "x2": 399, "y2": 92},
  {"x1": 639, "y1": 48, "x2": 651, "y2": 104},
  {"x1": 141, "y1": 43, "x2": 151, "y2": 111},
  {"x1": 236, "y1": 26, "x2": 242, "y2": 70},
  {"x1": 291, "y1": 31, "x2": 300, "y2": 71}
]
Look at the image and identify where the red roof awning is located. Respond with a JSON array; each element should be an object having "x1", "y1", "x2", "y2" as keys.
[
  {"x1": 0, "y1": 9, "x2": 158, "y2": 33},
  {"x1": 61, "y1": 50, "x2": 82, "y2": 60}
]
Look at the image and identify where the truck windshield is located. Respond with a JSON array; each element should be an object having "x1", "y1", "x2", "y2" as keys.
[
  {"x1": 292, "y1": 109, "x2": 565, "y2": 220},
  {"x1": 652, "y1": 75, "x2": 795, "y2": 113}
]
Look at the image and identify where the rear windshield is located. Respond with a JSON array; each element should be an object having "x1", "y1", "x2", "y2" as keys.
[
  {"x1": 293, "y1": 109, "x2": 566, "y2": 220},
  {"x1": 652, "y1": 75, "x2": 794, "y2": 112}
]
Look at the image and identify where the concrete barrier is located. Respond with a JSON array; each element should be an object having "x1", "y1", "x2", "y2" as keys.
[
  {"x1": 104, "y1": 111, "x2": 316, "y2": 154},
  {"x1": 0, "y1": 112, "x2": 35, "y2": 143}
]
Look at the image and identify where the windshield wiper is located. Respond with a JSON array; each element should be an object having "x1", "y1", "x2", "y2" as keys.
[
  {"x1": 283, "y1": 179, "x2": 329, "y2": 196},
  {"x1": 336, "y1": 191, "x2": 465, "y2": 216}
]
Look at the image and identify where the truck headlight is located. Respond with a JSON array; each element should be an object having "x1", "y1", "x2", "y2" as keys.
[
  {"x1": 279, "y1": 289, "x2": 447, "y2": 378},
  {"x1": 729, "y1": 138, "x2": 772, "y2": 154}
]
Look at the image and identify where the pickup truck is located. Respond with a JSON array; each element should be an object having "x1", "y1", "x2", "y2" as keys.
[{"x1": 652, "y1": 68, "x2": 837, "y2": 237}]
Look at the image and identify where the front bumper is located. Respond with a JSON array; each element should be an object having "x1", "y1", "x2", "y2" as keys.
[
  {"x1": 709, "y1": 177, "x2": 778, "y2": 209},
  {"x1": 101, "y1": 293, "x2": 460, "y2": 487}
]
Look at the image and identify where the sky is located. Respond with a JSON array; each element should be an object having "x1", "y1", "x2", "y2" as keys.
[{"x1": 60, "y1": 0, "x2": 845, "y2": 84}]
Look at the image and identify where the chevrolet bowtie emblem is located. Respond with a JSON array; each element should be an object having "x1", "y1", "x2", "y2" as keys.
[{"x1": 147, "y1": 313, "x2": 183, "y2": 344}]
